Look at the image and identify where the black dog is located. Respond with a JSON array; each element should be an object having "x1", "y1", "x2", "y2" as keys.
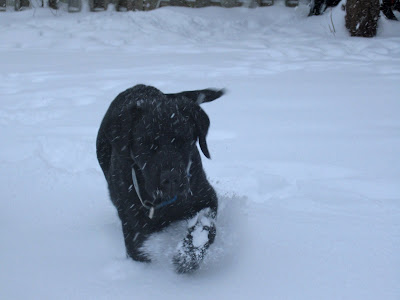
[
  {"x1": 308, "y1": 0, "x2": 341, "y2": 16},
  {"x1": 96, "y1": 84, "x2": 224, "y2": 273}
]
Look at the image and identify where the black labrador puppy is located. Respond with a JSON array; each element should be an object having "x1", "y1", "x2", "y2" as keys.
[{"x1": 96, "y1": 84, "x2": 225, "y2": 273}]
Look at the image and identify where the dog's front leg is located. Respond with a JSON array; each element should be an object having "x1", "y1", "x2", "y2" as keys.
[
  {"x1": 118, "y1": 211, "x2": 151, "y2": 262},
  {"x1": 172, "y1": 208, "x2": 216, "y2": 273}
]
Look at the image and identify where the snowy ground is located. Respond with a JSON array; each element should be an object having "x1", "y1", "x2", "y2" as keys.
[{"x1": 1, "y1": 2, "x2": 400, "y2": 299}]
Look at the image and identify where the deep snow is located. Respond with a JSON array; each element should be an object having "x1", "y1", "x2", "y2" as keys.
[{"x1": 1, "y1": 2, "x2": 399, "y2": 300}]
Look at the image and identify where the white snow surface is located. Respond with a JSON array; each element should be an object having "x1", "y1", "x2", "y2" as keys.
[{"x1": 1, "y1": 2, "x2": 400, "y2": 299}]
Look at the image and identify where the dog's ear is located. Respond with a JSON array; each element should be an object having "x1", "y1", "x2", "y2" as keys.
[
  {"x1": 101, "y1": 101, "x2": 142, "y2": 157},
  {"x1": 196, "y1": 108, "x2": 211, "y2": 159},
  {"x1": 182, "y1": 103, "x2": 211, "y2": 159},
  {"x1": 101, "y1": 85, "x2": 167, "y2": 157},
  {"x1": 166, "y1": 88, "x2": 225, "y2": 105}
]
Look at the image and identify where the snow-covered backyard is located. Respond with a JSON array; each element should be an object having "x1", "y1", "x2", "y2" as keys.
[{"x1": 1, "y1": 2, "x2": 399, "y2": 299}]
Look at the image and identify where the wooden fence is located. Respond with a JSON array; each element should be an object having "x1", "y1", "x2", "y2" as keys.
[{"x1": 0, "y1": 0, "x2": 299, "y2": 12}]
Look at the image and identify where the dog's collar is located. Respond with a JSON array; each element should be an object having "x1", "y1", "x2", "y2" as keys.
[{"x1": 131, "y1": 166, "x2": 178, "y2": 219}]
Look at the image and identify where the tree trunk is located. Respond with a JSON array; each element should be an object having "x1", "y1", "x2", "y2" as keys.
[
  {"x1": 21, "y1": 0, "x2": 30, "y2": 7},
  {"x1": 345, "y1": 0, "x2": 380, "y2": 37},
  {"x1": 89, "y1": 0, "x2": 107, "y2": 11},
  {"x1": 48, "y1": 0, "x2": 57, "y2": 9}
]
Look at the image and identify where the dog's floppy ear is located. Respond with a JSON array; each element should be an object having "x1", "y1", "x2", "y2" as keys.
[
  {"x1": 182, "y1": 103, "x2": 212, "y2": 159},
  {"x1": 101, "y1": 85, "x2": 167, "y2": 157},
  {"x1": 166, "y1": 88, "x2": 225, "y2": 105},
  {"x1": 169, "y1": 88, "x2": 225, "y2": 159},
  {"x1": 197, "y1": 108, "x2": 211, "y2": 159},
  {"x1": 101, "y1": 98, "x2": 142, "y2": 157}
]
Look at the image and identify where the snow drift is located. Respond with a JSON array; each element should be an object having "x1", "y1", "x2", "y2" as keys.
[{"x1": 0, "y1": 2, "x2": 399, "y2": 300}]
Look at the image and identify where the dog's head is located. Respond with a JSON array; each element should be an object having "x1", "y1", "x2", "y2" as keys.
[{"x1": 103, "y1": 85, "x2": 224, "y2": 204}]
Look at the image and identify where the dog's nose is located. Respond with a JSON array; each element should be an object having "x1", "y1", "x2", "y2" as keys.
[{"x1": 160, "y1": 170, "x2": 179, "y2": 197}]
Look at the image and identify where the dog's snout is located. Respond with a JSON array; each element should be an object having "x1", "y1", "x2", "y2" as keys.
[{"x1": 160, "y1": 170, "x2": 179, "y2": 196}]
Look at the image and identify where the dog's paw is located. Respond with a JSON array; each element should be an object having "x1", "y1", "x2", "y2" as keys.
[
  {"x1": 172, "y1": 223, "x2": 216, "y2": 274},
  {"x1": 172, "y1": 246, "x2": 201, "y2": 274}
]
